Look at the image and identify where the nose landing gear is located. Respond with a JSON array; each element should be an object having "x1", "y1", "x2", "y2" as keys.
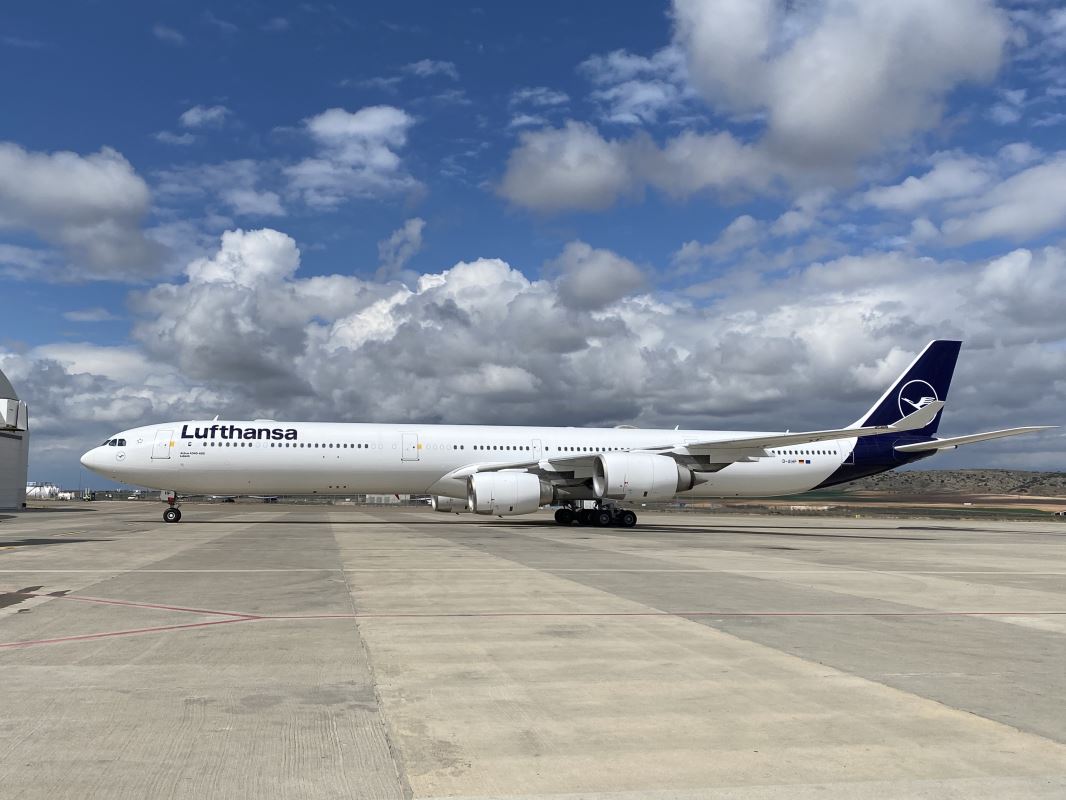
[
  {"x1": 161, "y1": 490, "x2": 182, "y2": 523},
  {"x1": 554, "y1": 502, "x2": 637, "y2": 528}
]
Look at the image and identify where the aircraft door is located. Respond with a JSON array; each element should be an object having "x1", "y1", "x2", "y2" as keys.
[
  {"x1": 531, "y1": 438, "x2": 543, "y2": 460},
  {"x1": 152, "y1": 429, "x2": 174, "y2": 460},
  {"x1": 401, "y1": 432, "x2": 420, "y2": 461}
]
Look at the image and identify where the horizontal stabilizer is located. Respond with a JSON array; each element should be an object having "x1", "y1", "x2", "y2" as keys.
[{"x1": 894, "y1": 426, "x2": 1056, "y2": 453}]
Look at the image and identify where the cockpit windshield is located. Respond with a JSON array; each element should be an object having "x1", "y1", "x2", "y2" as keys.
[{"x1": 101, "y1": 438, "x2": 126, "y2": 447}]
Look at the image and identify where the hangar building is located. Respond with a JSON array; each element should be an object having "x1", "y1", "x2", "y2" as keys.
[{"x1": 0, "y1": 367, "x2": 30, "y2": 510}]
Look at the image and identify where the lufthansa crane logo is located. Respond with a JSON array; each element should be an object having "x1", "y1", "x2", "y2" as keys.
[{"x1": 898, "y1": 379, "x2": 939, "y2": 418}]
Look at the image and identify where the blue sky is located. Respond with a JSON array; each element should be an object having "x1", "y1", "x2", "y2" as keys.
[{"x1": 1, "y1": 1, "x2": 1065, "y2": 486}]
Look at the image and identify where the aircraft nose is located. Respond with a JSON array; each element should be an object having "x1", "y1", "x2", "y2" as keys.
[{"x1": 80, "y1": 448, "x2": 102, "y2": 471}]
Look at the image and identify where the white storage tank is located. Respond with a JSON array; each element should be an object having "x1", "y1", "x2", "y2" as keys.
[{"x1": 0, "y1": 367, "x2": 29, "y2": 511}]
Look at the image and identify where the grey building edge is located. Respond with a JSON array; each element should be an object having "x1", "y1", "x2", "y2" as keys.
[{"x1": 0, "y1": 366, "x2": 29, "y2": 510}]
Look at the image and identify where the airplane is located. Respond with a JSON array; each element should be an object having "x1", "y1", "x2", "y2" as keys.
[{"x1": 80, "y1": 340, "x2": 1054, "y2": 526}]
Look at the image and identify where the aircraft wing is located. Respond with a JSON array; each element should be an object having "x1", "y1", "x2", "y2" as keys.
[
  {"x1": 447, "y1": 402, "x2": 946, "y2": 479},
  {"x1": 650, "y1": 401, "x2": 945, "y2": 459},
  {"x1": 893, "y1": 426, "x2": 1056, "y2": 453}
]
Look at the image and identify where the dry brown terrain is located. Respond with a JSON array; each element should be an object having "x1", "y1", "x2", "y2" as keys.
[{"x1": 847, "y1": 468, "x2": 1066, "y2": 496}]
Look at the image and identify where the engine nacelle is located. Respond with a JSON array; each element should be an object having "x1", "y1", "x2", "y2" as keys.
[
  {"x1": 431, "y1": 495, "x2": 468, "y2": 513},
  {"x1": 593, "y1": 453, "x2": 696, "y2": 501},
  {"x1": 467, "y1": 472, "x2": 554, "y2": 516}
]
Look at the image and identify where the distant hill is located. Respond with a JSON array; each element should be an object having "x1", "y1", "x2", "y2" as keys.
[{"x1": 845, "y1": 469, "x2": 1066, "y2": 497}]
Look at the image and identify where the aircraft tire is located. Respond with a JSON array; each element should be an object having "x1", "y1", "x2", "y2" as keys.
[
  {"x1": 163, "y1": 507, "x2": 181, "y2": 523},
  {"x1": 619, "y1": 510, "x2": 637, "y2": 528},
  {"x1": 577, "y1": 509, "x2": 594, "y2": 526},
  {"x1": 593, "y1": 509, "x2": 612, "y2": 527},
  {"x1": 554, "y1": 508, "x2": 574, "y2": 525}
]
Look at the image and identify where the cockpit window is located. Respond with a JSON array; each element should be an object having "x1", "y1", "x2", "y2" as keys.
[
  {"x1": 117, "y1": 439, "x2": 126, "y2": 446},
  {"x1": 108, "y1": 440, "x2": 117, "y2": 446}
]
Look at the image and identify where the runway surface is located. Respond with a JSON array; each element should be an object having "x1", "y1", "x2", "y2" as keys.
[{"x1": 1, "y1": 502, "x2": 1064, "y2": 799}]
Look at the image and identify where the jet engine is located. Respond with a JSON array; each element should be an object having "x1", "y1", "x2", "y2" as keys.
[
  {"x1": 467, "y1": 472, "x2": 554, "y2": 516},
  {"x1": 431, "y1": 495, "x2": 468, "y2": 513},
  {"x1": 593, "y1": 453, "x2": 699, "y2": 501}
]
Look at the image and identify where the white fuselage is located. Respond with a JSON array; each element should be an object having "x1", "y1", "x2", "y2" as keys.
[{"x1": 81, "y1": 420, "x2": 856, "y2": 500}]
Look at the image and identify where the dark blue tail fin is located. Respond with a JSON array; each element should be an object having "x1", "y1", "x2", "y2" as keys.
[{"x1": 852, "y1": 340, "x2": 961, "y2": 435}]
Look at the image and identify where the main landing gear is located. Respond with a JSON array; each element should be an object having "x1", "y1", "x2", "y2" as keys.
[
  {"x1": 161, "y1": 490, "x2": 182, "y2": 523},
  {"x1": 554, "y1": 503, "x2": 637, "y2": 528}
]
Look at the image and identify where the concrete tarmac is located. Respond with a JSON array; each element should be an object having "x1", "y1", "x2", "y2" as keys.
[{"x1": 1, "y1": 502, "x2": 1064, "y2": 799}]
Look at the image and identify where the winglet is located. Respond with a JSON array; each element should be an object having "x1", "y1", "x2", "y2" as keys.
[{"x1": 888, "y1": 400, "x2": 945, "y2": 432}]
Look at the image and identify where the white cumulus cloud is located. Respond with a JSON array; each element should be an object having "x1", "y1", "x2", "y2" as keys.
[
  {"x1": 377, "y1": 217, "x2": 425, "y2": 280},
  {"x1": 942, "y1": 154, "x2": 1066, "y2": 243},
  {"x1": 179, "y1": 104, "x2": 232, "y2": 128},
  {"x1": 501, "y1": 0, "x2": 1009, "y2": 212},
  {"x1": 861, "y1": 155, "x2": 995, "y2": 212},
  {"x1": 0, "y1": 142, "x2": 164, "y2": 279},
  {"x1": 285, "y1": 106, "x2": 420, "y2": 208},
  {"x1": 674, "y1": 0, "x2": 1008, "y2": 167},
  {"x1": 546, "y1": 241, "x2": 646, "y2": 309},
  {"x1": 498, "y1": 122, "x2": 634, "y2": 212}
]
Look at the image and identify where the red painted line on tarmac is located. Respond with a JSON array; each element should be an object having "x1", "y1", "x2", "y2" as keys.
[
  {"x1": 3, "y1": 607, "x2": 1062, "y2": 651},
  {"x1": 267, "y1": 610, "x2": 1066, "y2": 619},
  {"x1": 7, "y1": 587, "x2": 1063, "y2": 622},
  {"x1": 0, "y1": 617, "x2": 253, "y2": 649},
  {"x1": 8, "y1": 590, "x2": 259, "y2": 619}
]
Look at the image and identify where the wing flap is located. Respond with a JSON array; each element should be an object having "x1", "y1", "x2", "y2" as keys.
[{"x1": 893, "y1": 426, "x2": 1055, "y2": 453}]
